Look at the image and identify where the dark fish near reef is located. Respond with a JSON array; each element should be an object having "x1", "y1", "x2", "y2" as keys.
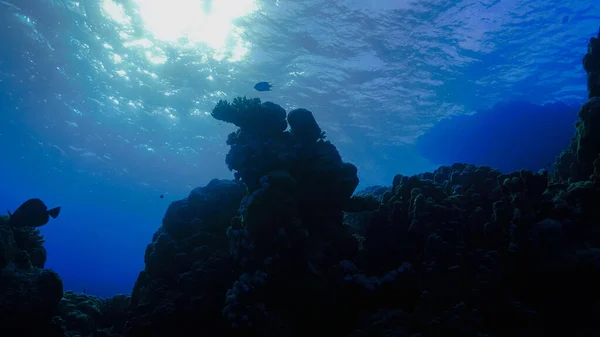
[
  {"x1": 254, "y1": 81, "x2": 273, "y2": 91},
  {"x1": 7, "y1": 198, "x2": 61, "y2": 228}
]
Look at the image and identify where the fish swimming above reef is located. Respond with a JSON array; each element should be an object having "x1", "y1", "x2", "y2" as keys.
[
  {"x1": 7, "y1": 198, "x2": 61, "y2": 228},
  {"x1": 254, "y1": 81, "x2": 273, "y2": 91}
]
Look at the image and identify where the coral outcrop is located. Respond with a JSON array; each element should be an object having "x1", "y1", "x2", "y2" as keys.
[
  {"x1": 122, "y1": 28, "x2": 600, "y2": 337},
  {"x1": 0, "y1": 217, "x2": 131, "y2": 337},
  {"x1": 126, "y1": 98, "x2": 361, "y2": 336},
  {"x1": 125, "y1": 179, "x2": 246, "y2": 336},
  {"x1": 56, "y1": 291, "x2": 131, "y2": 337},
  {"x1": 555, "y1": 28, "x2": 600, "y2": 181},
  {"x1": 0, "y1": 216, "x2": 64, "y2": 337}
]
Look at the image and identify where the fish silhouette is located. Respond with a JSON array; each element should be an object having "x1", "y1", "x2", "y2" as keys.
[
  {"x1": 254, "y1": 81, "x2": 273, "y2": 91},
  {"x1": 7, "y1": 198, "x2": 61, "y2": 228}
]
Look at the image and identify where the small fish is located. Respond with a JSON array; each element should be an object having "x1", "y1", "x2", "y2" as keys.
[
  {"x1": 159, "y1": 194, "x2": 164, "y2": 199},
  {"x1": 7, "y1": 198, "x2": 61, "y2": 228},
  {"x1": 254, "y1": 81, "x2": 273, "y2": 92},
  {"x1": 561, "y1": 15, "x2": 569, "y2": 24}
]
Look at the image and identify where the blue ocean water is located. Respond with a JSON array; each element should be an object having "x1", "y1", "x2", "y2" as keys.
[{"x1": 0, "y1": 0, "x2": 598, "y2": 297}]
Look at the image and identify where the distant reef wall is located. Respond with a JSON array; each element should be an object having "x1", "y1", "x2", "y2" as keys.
[{"x1": 417, "y1": 101, "x2": 580, "y2": 172}]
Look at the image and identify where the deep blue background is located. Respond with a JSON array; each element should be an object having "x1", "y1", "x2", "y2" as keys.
[{"x1": 417, "y1": 101, "x2": 579, "y2": 173}]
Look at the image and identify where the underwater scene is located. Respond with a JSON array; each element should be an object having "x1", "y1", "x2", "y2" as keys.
[{"x1": 1, "y1": 0, "x2": 600, "y2": 336}]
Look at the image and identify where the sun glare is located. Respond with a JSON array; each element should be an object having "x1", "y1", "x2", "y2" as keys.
[
  {"x1": 135, "y1": 0, "x2": 256, "y2": 47},
  {"x1": 102, "y1": 0, "x2": 256, "y2": 62}
]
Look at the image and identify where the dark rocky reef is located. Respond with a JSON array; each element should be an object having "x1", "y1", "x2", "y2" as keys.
[
  {"x1": 554, "y1": 29, "x2": 600, "y2": 182},
  {"x1": 0, "y1": 216, "x2": 132, "y2": 337},
  {"x1": 0, "y1": 216, "x2": 64, "y2": 336},
  {"x1": 124, "y1": 42, "x2": 600, "y2": 333},
  {"x1": 583, "y1": 28, "x2": 600, "y2": 98},
  {"x1": 354, "y1": 164, "x2": 600, "y2": 337},
  {"x1": 125, "y1": 179, "x2": 247, "y2": 336},
  {"x1": 56, "y1": 291, "x2": 131, "y2": 337},
  {"x1": 122, "y1": 30, "x2": 600, "y2": 337},
  {"x1": 126, "y1": 98, "x2": 361, "y2": 336}
]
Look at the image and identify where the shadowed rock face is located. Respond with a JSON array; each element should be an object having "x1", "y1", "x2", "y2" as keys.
[
  {"x1": 126, "y1": 98, "x2": 360, "y2": 336},
  {"x1": 583, "y1": 30, "x2": 600, "y2": 98},
  {"x1": 0, "y1": 216, "x2": 64, "y2": 336},
  {"x1": 560, "y1": 30, "x2": 600, "y2": 181},
  {"x1": 125, "y1": 179, "x2": 246, "y2": 337}
]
